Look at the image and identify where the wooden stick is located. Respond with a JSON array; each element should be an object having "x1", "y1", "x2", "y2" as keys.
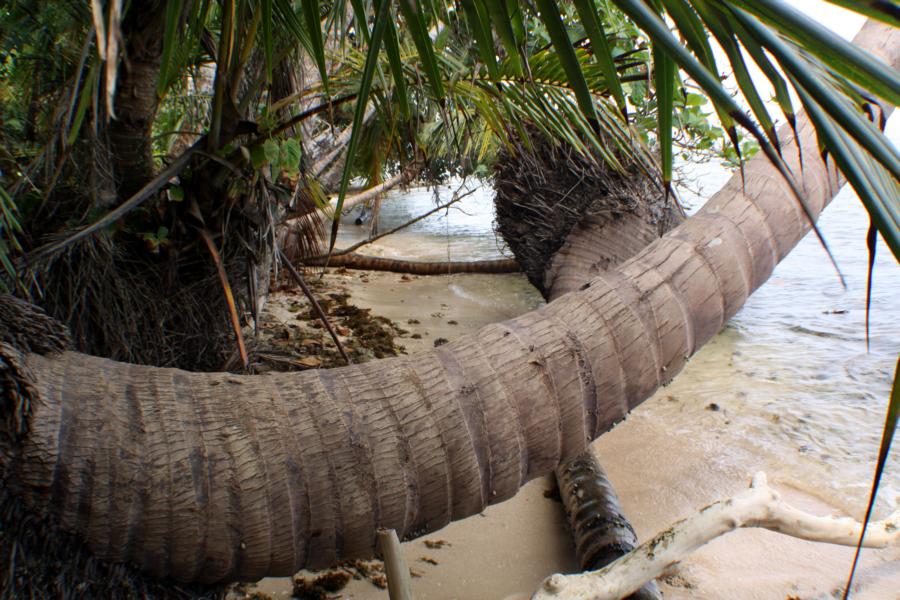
[
  {"x1": 200, "y1": 229, "x2": 249, "y2": 370},
  {"x1": 533, "y1": 472, "x2": 900, "y2": 600},
  {"x1": 377, "y1": 529, "x2": 414, "y2": 600},
  {"x1": 277, "y1": 246, "x2": 351, "y2": 365}
]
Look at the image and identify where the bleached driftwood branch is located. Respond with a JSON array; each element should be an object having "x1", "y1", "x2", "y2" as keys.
[{"x1": 532, "y1": 472, "x2": 900, "y2": 600}]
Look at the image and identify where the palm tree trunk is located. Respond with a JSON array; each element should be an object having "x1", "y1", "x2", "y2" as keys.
[
  {"x1": 104, "y1": 1, "x2": 197, "y2": 200},
  {"x1": 3, "y1": 19, "x2": 896, "y2": 588}
]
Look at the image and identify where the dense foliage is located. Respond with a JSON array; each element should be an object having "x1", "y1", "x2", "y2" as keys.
[{"x1": 0, "y1": 2, "x2": 897, "y2": 564}]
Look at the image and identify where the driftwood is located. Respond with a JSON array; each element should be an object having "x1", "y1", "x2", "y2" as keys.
[
  {"x1": 316, "y1": 169, "x2": 416, "y2": 222},
  {"x1": 304, "y1": 253, "x2": 520, "y2": 274},
  {"x1": 532, "y1": 473, "x2": 900, "y2": 600}
]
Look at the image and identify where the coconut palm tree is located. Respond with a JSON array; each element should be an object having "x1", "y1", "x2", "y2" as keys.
[{"x1": 1, "y1": 0, "x2": 898, "y2": 595}]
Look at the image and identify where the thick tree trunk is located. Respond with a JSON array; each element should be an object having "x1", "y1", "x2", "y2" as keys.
[
  {"x1": 106, "y1": 3, "x2": 169, "y2": 201},
  {"x1": 1, "y1": 19, "x2": 895, "y2": 589}
]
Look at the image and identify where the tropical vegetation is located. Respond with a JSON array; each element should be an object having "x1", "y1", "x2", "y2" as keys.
[{"x1": 0, "y1": 0, "x2": 897, "y2": 596}]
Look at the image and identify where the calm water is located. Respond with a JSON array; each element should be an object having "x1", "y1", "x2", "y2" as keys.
[{"x1": 335, "y1": 118, "x2": 899, "y2": 516}]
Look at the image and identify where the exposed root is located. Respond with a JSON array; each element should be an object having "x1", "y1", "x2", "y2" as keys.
[{"x1": 25, "y1": 233, "x2": 247, "y2": 371}]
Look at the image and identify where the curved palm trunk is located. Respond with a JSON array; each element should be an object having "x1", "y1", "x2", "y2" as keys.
[
  {"x1": 532, "y1": 151, "x2": 681, "y2": 600},
  {"x1": 2, "y1": 19, "x2": 895, "y2": 588}
]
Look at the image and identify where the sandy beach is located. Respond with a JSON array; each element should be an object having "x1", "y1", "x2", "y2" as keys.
[{"x1": 242, "y1": 268, "x2": 900, "y2": 600}]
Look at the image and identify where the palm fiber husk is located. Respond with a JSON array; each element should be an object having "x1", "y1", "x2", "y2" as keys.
[{"x1": 493, "y1": 126, "x2": 680, "y2": 296}]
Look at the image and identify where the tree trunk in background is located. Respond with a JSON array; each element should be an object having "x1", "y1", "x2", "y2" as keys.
[
  {"x1": 105, "y1": 3, "x2": 169, "y2": 201},
  {"x1": 303, "y1": 253, "x2": 520, "y2": 274},
  {"x1": 1, "y1": 18, "x2": 895, "y2": 589}
]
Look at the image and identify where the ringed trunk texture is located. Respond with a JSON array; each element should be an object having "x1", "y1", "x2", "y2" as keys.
[
  {"x1": 494, "y1": 106, "x2": 681, "y2": 600},
  {"x1": 2, "y1": 19, "x2": 895, "y2": 588},
  {"x1": 493, "y1": 125, "x2": 680, "y2": 297}
]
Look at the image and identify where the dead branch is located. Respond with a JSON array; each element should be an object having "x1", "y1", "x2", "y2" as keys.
[
  {"x1": 306, "y1": 254, "x2": 520, "y2": 275},
  {"x1": 277, "y1": 247, "x2": 351, "y2": 365},
  {"x1": 533, "y1": 472, "x2": 900, "y2": 600}
]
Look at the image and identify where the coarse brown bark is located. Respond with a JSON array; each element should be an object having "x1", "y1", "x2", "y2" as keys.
[
  {"x1": 493, "y1": 126, "x2": 680, "y2": 296},
  {"x1": 1, "y1": 19, "x2": 895, "y2": 588},
  {"x1": 496, "y1": 101, "x2": 680, "y2": 600}
]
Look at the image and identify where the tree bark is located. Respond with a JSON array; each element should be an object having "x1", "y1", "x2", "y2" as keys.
[
  {"x1": 535, "y1": 473, "x2": 900, "y2": 600},
  {"x1": 1, "y1": 18, "x2": 895, "y2": 588},
  {"x1": 105, "y1": 2, "x2": 170, "y2": 201},
  {"x1": 556, "y1": 448, "x2": 662, "y2": 600},
  {"x1": 303, "y1": 253, "x2": 521, "y2": 274}
]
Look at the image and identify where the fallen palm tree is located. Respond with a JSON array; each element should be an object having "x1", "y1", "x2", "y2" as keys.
[{"x1": 0, "y1": 19, "x2": 897, "y2": 600}]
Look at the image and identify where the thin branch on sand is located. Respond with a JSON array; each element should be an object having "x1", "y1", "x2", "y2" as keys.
[{"x1": 378, "y1": 529, "x2": 414, "y2": 600}]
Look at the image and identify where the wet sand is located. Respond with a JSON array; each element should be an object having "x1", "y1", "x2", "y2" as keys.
[{"x1": 247, "y1": 269, "x2": 900, "y2": 600}]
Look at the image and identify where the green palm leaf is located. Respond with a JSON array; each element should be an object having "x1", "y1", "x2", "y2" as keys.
[
  {"x1": 397, "y1": 0, "x2": 445, "y2": 100},
  {"x1": 824, "y1": 1, "x2": 900, "y2": 27},
  {"x1": 534, "y1": 0, "x2": 601, "y2": 128},
  {"x1": 331, "y1": 0, "x2": 392, "y2": 253},
  {"x1": 573, "y1": 0, "x2": 628, "y2": 115},
  {"x1": 732, "y1": 0, "x2": 900, "y2": 106},
  {"x1": 731, "y1": 7, "x2": 900, "y2": 181}
]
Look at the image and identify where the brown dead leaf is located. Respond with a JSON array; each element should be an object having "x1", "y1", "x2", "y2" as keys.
[{"x1": 296, "y1": 356, "x2": 321, "y2": 368}]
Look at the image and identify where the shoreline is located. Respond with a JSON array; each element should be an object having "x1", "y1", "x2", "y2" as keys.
[{"x1": 242, "y1": 268, "x2": 900, "y2": 599}]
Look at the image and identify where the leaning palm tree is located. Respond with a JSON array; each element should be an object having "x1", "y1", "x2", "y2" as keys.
[{"x1": 1, "y1": 1, "x2": 898, "y2": 597}]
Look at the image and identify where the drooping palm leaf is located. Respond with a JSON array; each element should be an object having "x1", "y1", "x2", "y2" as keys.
[
  {"x1": 330, "y1": 0, "x2": 392, "y2": 253},
  {"x1": 733, "y1": 0, "x2": 900, "y2": 106},
  {"x1": 841, "y1": 357, "x2": 900, "y2": 599},
  {"x1": 573, "y1": 0, "x2": 628, "y2": 115},
  {"x1": 824, "y1": 0, "x2": 900, "y2": 27},
  {"x1": 731, "y1": 7, "x2": 900, "y2": 181}
]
